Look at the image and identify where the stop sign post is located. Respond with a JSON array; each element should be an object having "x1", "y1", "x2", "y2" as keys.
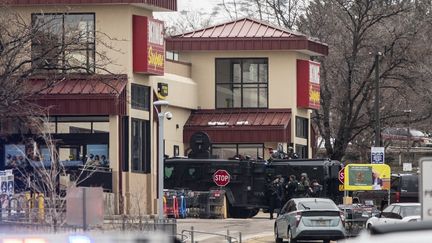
[{"x1": 213, "y1": 169, "x2": 231, "y2": 187}]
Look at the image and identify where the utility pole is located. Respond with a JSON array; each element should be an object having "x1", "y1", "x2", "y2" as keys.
[
  {"x1": 374, "y1": 52, "x2": 382, "y2": 147},
  {"x1": 154, "y1": 100, "x2": 170, "y2": 221},
  {"x1": 404, "y1": 109, "x2": 412, "y2": 163}
]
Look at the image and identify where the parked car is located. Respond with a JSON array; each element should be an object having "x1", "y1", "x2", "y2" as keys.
[
  {"x1": 347, "y1": 220, "x2": 432, "y2": 243},
  {"x1": 365, "y1": 203, "x2": 420, "y2": 229},
  {"x1": 274, "y1": 198, "x2": 346, "y2": 243},
  {"x1": 382, "y1": 127, "x2": 432, "y2": 147}
]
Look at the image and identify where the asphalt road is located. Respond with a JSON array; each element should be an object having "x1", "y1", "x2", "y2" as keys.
[
  {"x1": 177, "y1": 211, "x2": 346, "y2": 242},
  {"x1": 177, "y1": 211, "x2": 274, "y2": 242}
]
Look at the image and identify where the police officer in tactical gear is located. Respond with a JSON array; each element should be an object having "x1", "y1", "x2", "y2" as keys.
[{"x1": 297, "y1": 173, "x2": 311, "y2": 197}]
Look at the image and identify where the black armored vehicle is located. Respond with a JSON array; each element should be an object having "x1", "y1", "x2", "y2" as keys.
[{"x1": 164, "y1": 132, "x2": 344, "y2": 218}]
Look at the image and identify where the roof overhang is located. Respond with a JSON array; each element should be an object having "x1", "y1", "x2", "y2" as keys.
[
  {"x1": 166, "y1": 37, "x2": 328, "y2": 56},
  {"x1": 31, "y1": 74, "x2": 127, "y2": 116},
  {"x1": 5, "y1": 0, "x2": 177, "y2": 11},
  {"x1": 184, "y1": 109, "x2": 292, "y2": 143}
]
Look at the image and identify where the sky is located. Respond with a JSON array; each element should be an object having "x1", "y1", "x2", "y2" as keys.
[
  {"x1": 178, "y1": 0, "x2": 219, "y2": 11},
  {"x1": 154, "y1": 0, "x2": 222, "y2": 25}
]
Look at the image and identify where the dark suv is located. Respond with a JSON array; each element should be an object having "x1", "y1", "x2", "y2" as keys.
[
  {"x1": 353, "y1": 173, "x2": 418, "y2": 210},
  {"x1": 390, "y1": 173, "x2": 418, "y2": 203}
]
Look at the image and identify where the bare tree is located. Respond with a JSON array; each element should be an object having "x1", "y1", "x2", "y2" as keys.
[
  {"x1": 6, "y1": 115, "x2": 100, "y2": 229},
  {"x1": 162, "y1": 9, "x2": 217, "y2": 35},
  {"x1": 297, "y1": 0, "x2": 432, "y2": 160},
  {"x1": 0, "y1": 6, "x2": 120, "y2": 119},
  {"x1": 214, "y1": 0, "x2": 306, "y2": 29},
  {"x1": 0, "y1": 6, "x2": 123, "y2": 228}
]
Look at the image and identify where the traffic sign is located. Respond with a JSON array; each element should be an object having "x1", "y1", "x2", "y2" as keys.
[
  {"x1": 371, "y1": 147, "x2": 385, "y2": 164},
  {"x1": 420, "y1": 157, "x2": 432, "y2": 220},
  {"x1": 1, "y1": 182, "x2": 6, "y2": 194},
  {"x1": 7, "y1": 181, "x2": 13, "y2": 195},
  {"x1": 338, "y1": 168, "x2": 345, "y2": 184},
  {"x1": 213, "y1": 170, "x2": 231, "y2": 187}
]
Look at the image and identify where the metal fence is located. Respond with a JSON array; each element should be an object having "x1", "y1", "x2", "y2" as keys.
[
  {"x1": 180, "y1": 226, "x2": 242, "y2": 243},
  {"x1": 0, "y1": 193, "x2": 178, "y2": 237}
]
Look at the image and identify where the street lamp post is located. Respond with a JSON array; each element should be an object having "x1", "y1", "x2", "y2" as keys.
[
  {"x1": 374, "y1": 52, "x2": 383, "y2": 147},
  {"x1": 153, "y1": 100, "x2": 171, "y2": 221},
  {"x1": 404, "y1": 109, "x2": 412, "y2": 163}
]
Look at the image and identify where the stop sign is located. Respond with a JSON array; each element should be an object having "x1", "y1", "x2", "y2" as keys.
[
  {"x1": 213, "y1": 169, "x2": 231, "y2": 187},
  {"x1": 339, "y1": 168, "x2": 345, "y2": 184}
]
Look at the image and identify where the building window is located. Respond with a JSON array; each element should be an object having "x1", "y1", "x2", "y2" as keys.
[
  {"x1": 166, "y1": 51, "x2": 179, "y2": 61},
  {"x1": 212, "y1": 144, "x2": 264, "y2": 159},
  {"x1": 131, "y1": 119, "x2": 151, "y2": 173},
  {"x1": 216, "y1": 58, "x2": 268, "y2": 108},
  {"x1": 131, "y1": 84, "x2": 150, "y2": 110},
  {"x1": 296, "y1": 116, "x2": 308, "y2": 139},
  {"x1": 48, "y1": 116, "x2": 109, "y2": 134},
  {"x1": 31, "y1": 13, "x2": 95, "y2": 73},
  {"x1": 295, "y1": 144, "x2": 308, "y2": 159},
  {"x1": 173, "y1": 145, "x2": 180, "y2": 157}
]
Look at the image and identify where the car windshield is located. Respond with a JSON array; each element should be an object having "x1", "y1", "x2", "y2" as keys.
[
  {"x1": 400, "y1": 206, "x2": 420, "y2": 217},
  {"x1": 298, "y1": 200, "x2": 338, "y2": 210},
  {"x1": 411, "y1": 130, "x2": 425, "y2": 137}
]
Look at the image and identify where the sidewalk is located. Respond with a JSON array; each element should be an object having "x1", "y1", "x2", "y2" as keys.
[{"x1": 244, "y1": 235, "x2": 273, "y2": 243}]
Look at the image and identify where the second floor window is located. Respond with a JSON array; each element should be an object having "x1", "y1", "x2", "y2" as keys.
[
  {"x1": 32, "y1": 13, "x2": 95, "y2": 73},
  {"x1": 131, "y1": 84, "x2": 150, "y2": 111},
  {"x1": 216, "y1": 58, "x2": 268, "y2": 108},
  {"x1": 296, "y1": 116, "x2": 308, "y2": 138}
]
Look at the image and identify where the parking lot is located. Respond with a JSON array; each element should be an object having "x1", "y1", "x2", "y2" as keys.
[{"x1": 177, "y1": 211, "x2": 346, "y2": 243}]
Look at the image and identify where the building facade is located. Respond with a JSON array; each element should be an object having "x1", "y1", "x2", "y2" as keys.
[
  {"x1": 165, "y1": 18, "x2": 327, "y2": 161},
  {"x1": 1, "y1": 3, "x2": 326, "y2": 216},
  {"x1": 3, "y1": 0, "x2": 177, "y2": 215}
]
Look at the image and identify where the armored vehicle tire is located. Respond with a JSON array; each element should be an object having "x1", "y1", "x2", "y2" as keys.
[
  {"x1": 229, "y1": 207, "x2": 259, "y2": 218},
  {"x1": 248, "y1": 208, "x2": 259, "y2": 218}
]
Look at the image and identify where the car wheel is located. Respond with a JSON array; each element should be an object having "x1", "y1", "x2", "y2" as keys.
[
  {"x1": 367, "y1": 223, "x2": 372, "y2": 231},
  {"x1": 274, "y1": 225, "x2": 283, "y2": 243},
  {"x1": 287, "y1": 227, "x2": 296, "y2": 243}
]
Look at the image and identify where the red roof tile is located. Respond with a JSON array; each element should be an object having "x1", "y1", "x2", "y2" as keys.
[
  {"x1": 167, "y1": 18, "x2": 328, "y2": 55},
  {"x1": 30, "y1": 74, "x2": 127, "y2": 115},
  {"x1": 30, "y1": 75, "x2": 126, "y2": 96},
  {"x1": 184, "y1": 109, "x2": 292, "y2": 143},
  {"x1": 177, "y1": 18, "x2": 300, "y2": 38}
]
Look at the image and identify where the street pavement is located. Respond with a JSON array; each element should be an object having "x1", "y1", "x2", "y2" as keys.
[
  {"x1": 177, "y1": 211, "x2": 345, "y2": 242},
  {"x1": 177, "y1": 211, "x2": 274, "y2": 242}
]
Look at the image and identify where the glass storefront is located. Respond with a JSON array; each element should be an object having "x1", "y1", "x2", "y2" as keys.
[{"x1": 0, "y1": 116, "x2": 110, "y2": 169}]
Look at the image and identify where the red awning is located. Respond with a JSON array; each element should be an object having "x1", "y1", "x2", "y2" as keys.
[
  {"x1": 31, "y1": 74, "x2": 127, "y2": 116},
  {"x1": 184, "y1": 109, "x2": 292, "y2": 143}
]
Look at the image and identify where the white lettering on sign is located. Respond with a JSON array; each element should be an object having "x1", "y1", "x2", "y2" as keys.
[
  {"x1": 309, "y1": 62, "x2": 320, "y2": 84},
  {"x1": 214, "y1": 175, "x2": 229, "y2": 181},
  {"x1": 148, "y1": 20, "x2": 163, "y2": 46}
]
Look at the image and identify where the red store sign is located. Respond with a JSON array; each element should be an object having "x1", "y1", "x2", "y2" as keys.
[
  {"x1": 297, "y1": 60, "x2": 321, "y2": 110},
  {"x1": 133, "y1": 15, "x2": 165, "y2": 75}
]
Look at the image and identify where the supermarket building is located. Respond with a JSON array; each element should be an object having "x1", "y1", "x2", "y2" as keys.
[{"x1": 3, "y1": 1, "x2": 327, "y2": 215}]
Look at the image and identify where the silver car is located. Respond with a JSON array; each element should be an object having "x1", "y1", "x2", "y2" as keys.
[{"x1": 274, "y1": 198, "x2": 346, "y2": 243}]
